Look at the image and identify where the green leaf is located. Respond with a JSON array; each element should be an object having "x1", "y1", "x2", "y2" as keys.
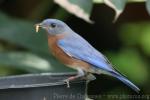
[
  {"x1": 104, "y1": 0, "x2": 127, "y2": 22},
  {"x1": 0, "y1": 66, "x2": 25, "y2": 76},
  {"x1": 93, "y1": 0, "x2": 103, "y2": 3},
  {"x1": 146, "y1": 0, "x2": 150, "y2": 16},
  {"x1": 0, "y1": 52, "x2": 74, "y2": 73},
  {"x1": 54, "y1": 0, "x2": 93, "y2": 23},
  {"x1": 0, "y1": 12, "x2": 49, "y2": 54},
  {"x1": 93, "y1": 0, "x2": 144, "y2": 3},
  {"x1": 129, "y1": 0, "x2": 145, "y2": 2}
]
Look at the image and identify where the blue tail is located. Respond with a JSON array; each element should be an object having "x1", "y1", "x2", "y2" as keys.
[{"x1": 112, "y1": 72, "x2": 140, "y2": 93}]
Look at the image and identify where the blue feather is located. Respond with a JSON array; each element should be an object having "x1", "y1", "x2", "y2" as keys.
[
  {"x1": 58, "y1": 32, "x2": 113, "y2": 72},
  {"x1": 111, "y1": 72, "x2": 140, "y2": 93}
]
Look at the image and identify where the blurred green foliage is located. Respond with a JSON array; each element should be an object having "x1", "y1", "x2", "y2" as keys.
[
  {"x1": 0, "y1": 0, "x2": 149, "y2": 99},
  {"x1": 120, "y1": 22, "x2": 150, "y2": 56}
]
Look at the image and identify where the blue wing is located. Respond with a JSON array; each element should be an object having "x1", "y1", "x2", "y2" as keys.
[
  {"x1": 57, "y1": 32, "x2": 114, "y2": 72},
  {"x1": 57, "y1": 32, "x2": 140, "y2": 93}
]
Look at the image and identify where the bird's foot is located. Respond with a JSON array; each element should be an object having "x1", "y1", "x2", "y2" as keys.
[
  {"x1": 63, "y1": 76, "x2": 78, "y2": 88},
  {"x1": 63, "y1": 68, "x2": 86, "y2": 88},
  {"x1": 63, "y1": 79, "x2": 70, "y2": 88}
]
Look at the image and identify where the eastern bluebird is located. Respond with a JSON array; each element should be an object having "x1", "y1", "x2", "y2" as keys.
[{"x1": 35, "y1": 19, "x2": 140, "y2": 92}]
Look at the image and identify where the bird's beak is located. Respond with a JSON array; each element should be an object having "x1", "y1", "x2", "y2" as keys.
[
  {"x1": 35, "y1": 23, "x2": 43, "y2": 33},
  {"x1": 35, "y1": 23, "x2": 51, "y2": 33}
]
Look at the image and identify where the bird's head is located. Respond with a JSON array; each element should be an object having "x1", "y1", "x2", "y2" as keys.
[{"x1": 35, "y1": 19, "x2": 72, "y2": 35}]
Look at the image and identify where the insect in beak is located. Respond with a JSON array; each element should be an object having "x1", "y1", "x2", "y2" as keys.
[{"x1": 35, "y1": 23, "x2": 42, "y2": 33}]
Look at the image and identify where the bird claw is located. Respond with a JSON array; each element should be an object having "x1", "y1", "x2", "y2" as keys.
[
  {"x1": 63, "y1": 79, "x2": 70, "y2": 88},
  {"x1": 63, "y1": 76, "x2": 77, "y2": 88}
]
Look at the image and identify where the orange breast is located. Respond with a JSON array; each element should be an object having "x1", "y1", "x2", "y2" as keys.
[{"x1": 47, "y1": 34, "x2": 91, "y2": 71}]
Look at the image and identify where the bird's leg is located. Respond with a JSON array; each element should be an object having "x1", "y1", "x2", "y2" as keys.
[
  {"x1": 86, "y1": 73, "x2": 96, "y2": 81},
  {"x1": 64, "y1": 68, "x2": 85, "y2": 88}
]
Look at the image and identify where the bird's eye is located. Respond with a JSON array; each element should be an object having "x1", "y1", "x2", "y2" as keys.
[{"x1": 51, "y1": 23, "x2": 56, "y2": 28}]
